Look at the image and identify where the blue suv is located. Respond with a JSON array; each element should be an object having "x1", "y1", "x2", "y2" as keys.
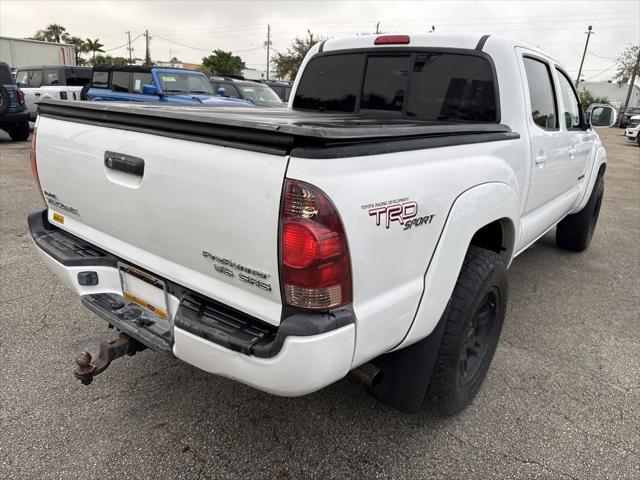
[
  {"x1": 0, "y1": 61, "x2": 30, "y2": 141},
  {"x1": 83, "y1": 65, "x2": 252, "y2": 107}
]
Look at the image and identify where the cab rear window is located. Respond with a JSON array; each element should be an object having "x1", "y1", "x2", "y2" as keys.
[{"x1": 293, "y1": 51, "x2": 498, "y2": 122}]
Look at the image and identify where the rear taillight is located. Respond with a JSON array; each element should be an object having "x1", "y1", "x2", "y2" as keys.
[
  {"x1": 17, "y1": 90, "x2": 25, "y2": 105},
  {"x1": 60, "y1": 91, "x2": 68, "y2": 100},
  {"x1": 374, "y1": 35, "x2": 410, "y2": 45},
  {"x1": 30, "y1": 129, "x2": 45, "y2": 204},
  {"x1": 279, "y1": 179, "x2": 352, "y2": 310}
]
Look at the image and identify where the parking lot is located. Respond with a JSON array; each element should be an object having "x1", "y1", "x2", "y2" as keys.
[{"x1": 0, "y1": 127, "x2": 638, "y2": 479}]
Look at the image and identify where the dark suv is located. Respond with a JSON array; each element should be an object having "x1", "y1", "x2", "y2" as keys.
[
  {"x1": 0, "y1": 62, "x2": 30, "y2": 141},
  {"x1": 619, "y1": 106, "x2": 640, "y2": 128}
]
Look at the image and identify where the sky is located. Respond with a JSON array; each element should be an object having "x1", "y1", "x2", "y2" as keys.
[{"x1": 1, "y1": 0, "x2": 638, "y2": 81}]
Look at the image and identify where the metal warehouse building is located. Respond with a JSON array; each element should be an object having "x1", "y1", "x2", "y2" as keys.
[{"x1": 0, "y1": 36, "x2": 76, "y2": 68}]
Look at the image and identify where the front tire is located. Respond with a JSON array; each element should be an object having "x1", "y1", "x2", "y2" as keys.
[
  {"x1": 8, "y1": 122, "x2": 30, "y2": 141},
  {"x1": 426, "y1": 246, "x2": 508, "y2": 416},
  {"x1": 556, "y1": 175, "x2": 604, "y2": 252}
]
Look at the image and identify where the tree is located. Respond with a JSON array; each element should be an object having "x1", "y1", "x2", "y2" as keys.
[
  {"x1": 32, "y1": 23, "x2": 68, "y2": 43},
  {"x1": 273, "y1": 30, "x2": 323, "y2": 80},
  {"x1": 66, "y1": 36, "x2": 87, "y2": 64},
  {"x1": 614, "y1": 45, "x2": 640, "y2": 84},
  {"x1": 578, "y1": 90, "x2": 609, "y2": 106},
  {"x1": 91, "y1": 55, "x2": 128, "y2": 66},
  {"x1": 202, "y1": 50, "x2": 245, "y2": 76},
  {"x1": 85, "y1": 38, "x2": 105, "y2": 60}
]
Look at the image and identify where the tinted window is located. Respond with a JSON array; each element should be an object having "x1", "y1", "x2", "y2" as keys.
[
  {"x1": 92, "y1": 71, "x2": 109, "y2": 88},
  {"x1": 132, "y1": 72, "x2": 152, "y2": 92},
  {"x1": 293, "y1": 52, "x2": 497, "y2": 121},
  {"x1": 111, "y1": 71, "x2": 131, "y2": 92},
  {"x1": 28, "y1": 70, "x2": 43, "y2": 88},
  {"x1": 523, "y1": 57, "x2": 558, "y2": 130},
  {"x1": 293, "y1": 54, "x2": 365, "y2": 112},
  {"x1": 43, "y1": 68, "x2": 61, "y2": 86},
  {"x1": 157, "y1": 72, "x2": 213, "y2": 94},
  {"x1": 65, "y1": 68, "x2": 91, "y2": 86},
  {"x1": 555, "y1": 68, "x2": 582, "y2": 129},
  {"x1": 216, "y1": 83, "x2": 241, "y2": 98},
  {"x1": 407, "y1": 54, "x2": 496, "y2": 121},
  {"x1": 361, "y1": 56, "x2": 410, "y2": 112}
]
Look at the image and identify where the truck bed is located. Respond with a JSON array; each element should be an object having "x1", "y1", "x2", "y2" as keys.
[{"x1": 38, "y1": 100, "x2": 519, "y2": 157}]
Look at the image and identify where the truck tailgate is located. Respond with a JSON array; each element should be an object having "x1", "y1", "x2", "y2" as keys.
[{"x1": 35, "y1": 115, "x2": 287, "y2": 325}]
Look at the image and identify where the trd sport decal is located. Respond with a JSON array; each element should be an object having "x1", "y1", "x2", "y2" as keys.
[{"x1": 361, "y1": 197, "x2": 435, "y2": 230}]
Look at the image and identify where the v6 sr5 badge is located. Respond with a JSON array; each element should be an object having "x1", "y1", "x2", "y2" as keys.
[{"x1": 361, "y1": 198, "x2": 435, "y2": 231}]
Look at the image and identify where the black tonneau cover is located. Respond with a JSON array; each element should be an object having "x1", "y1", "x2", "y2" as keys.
[{"x1": 38, "y1": 100, "x2": 519, "y2": 158}]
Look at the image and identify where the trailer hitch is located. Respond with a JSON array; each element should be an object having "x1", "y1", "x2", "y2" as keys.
[{"x1": 73, "y1": 333, "x2": 146, "y2": 385}]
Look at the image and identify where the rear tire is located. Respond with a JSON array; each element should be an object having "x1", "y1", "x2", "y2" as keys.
[
  {"x1": 556, "y1": 175, "x2": 604, "y2": 252},
  {"x1": 426, "y1": 246, "x2": 508, "y2": 416},
  {"x1": 8, "y1": 122, "x2": 30, "y2": 141}
]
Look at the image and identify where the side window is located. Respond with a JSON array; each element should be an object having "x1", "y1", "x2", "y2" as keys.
[
  {"x1": 523, "y1": 57, "x2": 558, "y2": 130},
  {"x1": 27, "y1": 70, "x2": 43, "y2": 88},
  {"x1": 555, "y1": 68, "x2": 582, "y2": 129},
  {"x1": 111, "y1": 71, "x2": 131, "y2": 92},
  {"x1": 92, "y1": 71, "x2": 109, "y2": 88},
  {"x1": 65, "y1": 68, "x2": 91, "y2": 86},
  {"x1": 220, "y1": 84, "x2": 240, "y2": 98},
  {"x1": 132, "y1": 72, "x2": 152, "y2": 92},
  {"x1": 43, "y1": 68, "x2": 61, "y2": 86},
  {"x1": 15, "y1": 70, "x2": 28, "y2": 88}
]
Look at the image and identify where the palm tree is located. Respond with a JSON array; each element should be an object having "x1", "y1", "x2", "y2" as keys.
[
  {"x1": 85, "y1": 38, "x2": 105, "y2": 60},
  {"x1": 66, "y1": 36, "x2": 86, "y2": 64},
  {"x1": 31, "y1": 24, "x2": 68, "y2": 43}
]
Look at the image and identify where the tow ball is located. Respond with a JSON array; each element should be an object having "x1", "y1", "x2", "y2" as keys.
[{"x1": 73, "y1": 333, "x2": 146, "y2": 385}]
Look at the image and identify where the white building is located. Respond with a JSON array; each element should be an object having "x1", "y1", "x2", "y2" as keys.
[
  {"x1": 577, "y1": 80, "x2": 640, "y2": 109},
  {"x1": 0, "y1": 36, "x2": 76, "y2": 68}
]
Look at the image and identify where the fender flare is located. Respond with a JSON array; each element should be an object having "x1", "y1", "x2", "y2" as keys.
[
  {"x1": 394, "y1": 182, "x2": 519, "y2": 350},
  {"x1": 572, "y1": 144, "x2": 607, "y2": 214}
]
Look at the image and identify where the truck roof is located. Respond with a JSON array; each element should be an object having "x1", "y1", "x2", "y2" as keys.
[{"x1": 320, "y1": 33, "x2": 558, "y2": 62}]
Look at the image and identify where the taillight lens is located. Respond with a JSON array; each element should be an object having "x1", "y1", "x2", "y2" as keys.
[
  {"x1": 279, "y1": 179, "x2": 352, "y2": 310},
  {"x1": 30, "y1": 129, "x2": 45, "y2": 204},
  {"x1": 17, "y1": 90, "x2": 25, "y2": 105},
  {"x1": 60, "y1": 91, "x2": 68, "y2": 100}
]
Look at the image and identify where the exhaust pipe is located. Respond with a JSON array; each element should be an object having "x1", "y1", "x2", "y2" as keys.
[{"x1": 351, "y1": 362, "x2": 383, "y2": 388}]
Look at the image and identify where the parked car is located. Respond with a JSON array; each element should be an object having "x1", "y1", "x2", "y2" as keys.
[
  {"x1": 260, "y1": 80, "x2": 293, "y2": 102},
  {"x1": 624, "y1": 114, "x2": 640, "y2": 145},
  {"x1": 619, "y1": 106, "x2": 640, "y2": 128},
  {"x1": 15, "y1": 66, "x2": 91, "y2": 120},
  {"x1": 0, "y1": 62, "x2": 30, "y2": 141},
  {"x1": 209, "y1": 76, "x2": 284, "y2": 107},
  {"x1": 85, "y1": 66, "x2": 252, "y2": 106},
  {"x1": 29, "y1": 33, "x2": 617, "y2": 416}
]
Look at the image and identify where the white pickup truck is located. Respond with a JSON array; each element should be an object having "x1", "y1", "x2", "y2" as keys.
[{"x1": 29, "y1": 33, "x2": 616, "y2": 415}]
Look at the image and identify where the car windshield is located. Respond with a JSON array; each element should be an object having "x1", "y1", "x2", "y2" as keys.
[
  {"x1": 239, "y1": 84, "x2": 282, "y2": 104},
  {"x1": 157, "y1": 72, "x2": 213, "y2": 95}
]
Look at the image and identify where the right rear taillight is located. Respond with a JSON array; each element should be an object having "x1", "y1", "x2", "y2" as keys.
[
  {"x1": 279, "y1": 179, "x2": 352, "y2": 310},
  {"x1": 59, "y1": 91, "x2": 68, "y2": 100},
  {"x1": 30, "y1": 128, "x2": 45, "y2": 204},
  {"x1": 16, "y1": 90, "x2": 25, "y2": 105}
]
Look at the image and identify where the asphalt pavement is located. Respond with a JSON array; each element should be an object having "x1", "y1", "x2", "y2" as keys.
[{"x1": 1, "y1": 126, "x2": 638, "y2": 479}]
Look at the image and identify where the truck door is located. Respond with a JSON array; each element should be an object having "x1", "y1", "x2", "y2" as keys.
[
  {"x1": 520, "y1": 53, "x2": 569, "y2": 214},
  {"x1": 553, "y1": 67, "x2": 595, "y2": 187}
]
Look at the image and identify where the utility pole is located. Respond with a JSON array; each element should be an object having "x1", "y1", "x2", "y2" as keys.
[
  {"x1": 375, "y1": 21, "x2": 380, "y2": 34},
  {"x1": 266, "y1": 24, "x2": 271, "y2": 80},
  {"x1": 575, "y1": 25, "x2": 593, "y2": 87},
  {"x1": 622, "y1": 48, "x2": 640, "y2": 113},
  {"x1": 144, "y1": 29, "x2": 151, "y2": 66},
  {"x1": 126, "y1": 31, "x2": 132, "y2": 64}
]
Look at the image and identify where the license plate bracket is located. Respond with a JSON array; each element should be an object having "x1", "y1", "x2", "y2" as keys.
[{"x1": 117, "y1": 262, "x2": 171, "y2": 320}]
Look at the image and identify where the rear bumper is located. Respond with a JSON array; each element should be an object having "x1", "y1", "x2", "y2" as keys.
[
  {"x1": 0, "y1": 110, "x2": 29, "y2": 125},
  {"x1": 28, "y1": 210, "x2": 356, "y2": 396}
]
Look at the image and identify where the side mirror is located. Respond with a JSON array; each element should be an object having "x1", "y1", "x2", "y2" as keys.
[
  {"x1": 142, "y1": 84, "x2": 159, "y2": 95},
  {"x1": 217, "y1": 87, "x2": 226, "y2": 96},
  {"x1": 590, "y1": 105, "x2": 617, "y2": 128}
]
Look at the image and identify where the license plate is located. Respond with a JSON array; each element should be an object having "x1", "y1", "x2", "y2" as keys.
[{"x1": 118, "y1": 263, "x2": 170, "y2": 320}]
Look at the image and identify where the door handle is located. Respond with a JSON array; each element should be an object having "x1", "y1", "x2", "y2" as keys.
[
  {"x1": 34, "y1": 93, "x2": 41, "y2": 96},
  {"x1": 568, "y1": 146, "x2": 576, "y2": 160},
  {"x1": 104, "y1": 151, "x2": 145, "y2": 176},
  {"x1": 535, "y1": 152, "x2": 547, "y2": 167}
]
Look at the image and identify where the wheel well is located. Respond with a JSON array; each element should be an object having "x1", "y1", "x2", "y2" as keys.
[
  {"x1": 469, "y1": 219, "x2": 515, "y2": 261},
  {"x1": 597, "y1": 163, "x2": 606, "y2": 177}
]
